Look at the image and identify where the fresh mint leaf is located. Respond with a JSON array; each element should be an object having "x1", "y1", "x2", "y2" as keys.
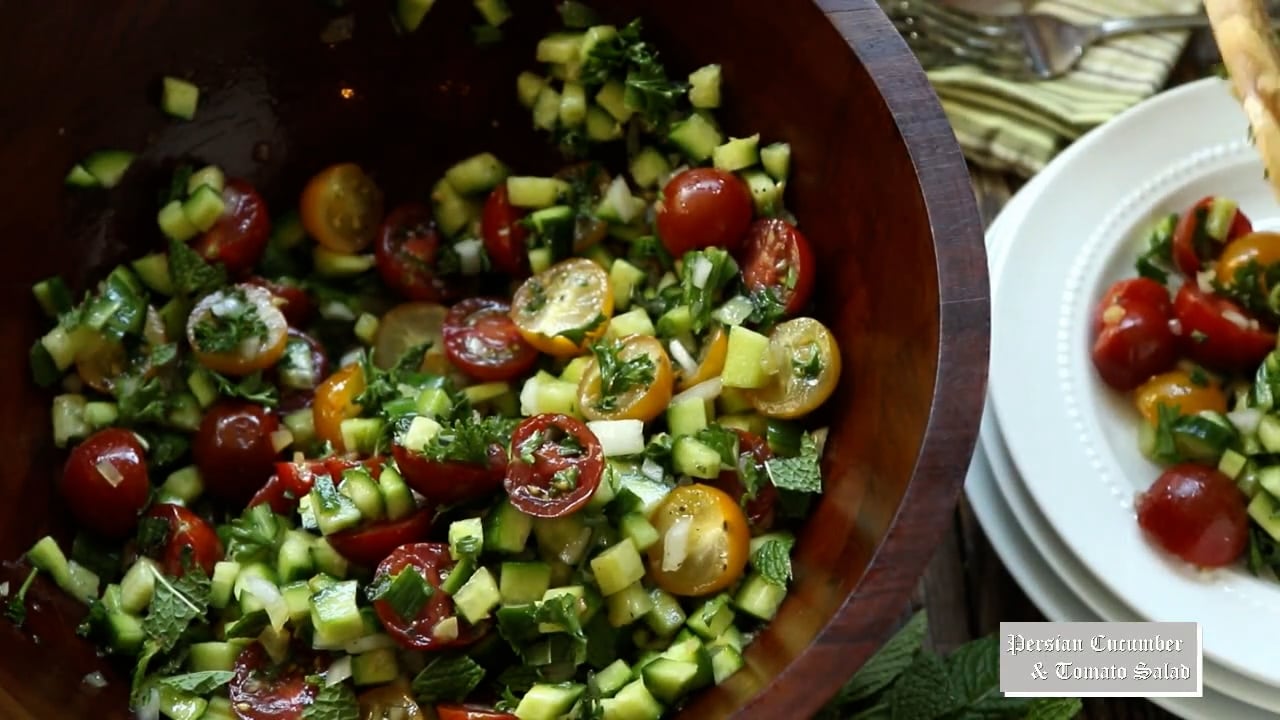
[
  {"x1": 142, "y1": 563, "x2": 211, "y2": 653},
  {"x1": 137, "y1": 430, "x2": 190, "y2": 471},
  {"x1": 412, "y1": 655, "x2": 486, "y2": 704},
  {"x1": 302, "y1": 679, "x2": 358, "y2": 720},
  {"x1": 886, "y1": 651, "x2": 959, "y2": 720},
  {"x1": 1025, "y1": 697, "x2": 1084, "y2": 720},
  {"x1": 168, "y1": 237, "x2": 227, "y2": 298},
  {"x1": 590, "y1": 339, "x2": 656, "y2": 413},
  {"x1": 764, "y1": 432, "x2": 822, "y2": 493},
  {"x1": 943, "y1": 635, "x2": 1035, "y2": 717},
  {"x1": 156, "y1": 670, "x2": 234, "y2": 694},
  {"x1": 835, "y1": 611, "x2": 928, "y2": 705},
  {"x1": 751, "y1": 535, "x2": 795, "y2": 586}
]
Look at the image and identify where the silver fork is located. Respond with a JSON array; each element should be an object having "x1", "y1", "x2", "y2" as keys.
[{"x1": 883, "y1": 0, "x2": 1275, "y2": 80}]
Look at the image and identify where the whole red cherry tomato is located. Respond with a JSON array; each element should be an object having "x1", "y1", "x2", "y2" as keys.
[
  {"x1": 1091, "y1": 278, "x2": 1178, "y2": 391},
  {"x1": 59, "y1": 428, "x2": 150, "y2": 539},
  {"x1": 1136, "y1": 464, "x2": 1248, "y2": 568},
  {"x1": 656, "y1": 168, "x2": 753, "y2": 256}
]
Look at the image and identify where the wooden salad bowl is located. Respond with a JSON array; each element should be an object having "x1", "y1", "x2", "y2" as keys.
[{"x1": 0, "y1": 0, "x2": 988, "y2": 717}]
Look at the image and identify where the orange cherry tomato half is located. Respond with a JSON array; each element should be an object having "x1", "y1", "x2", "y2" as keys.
[
  {"x1": 186, "y1": 283, "x2": 290, "y2": 376},
  {"x1": 510, "y1": 258, "x2": 613, "y2": 357},
  {"x1": 1133, "y1": 370, "x2": 1227, "y2": 425},
  {"x1": 1215, "y1": 231, "x2": 1280, "y2": 293},
  {"x1": 577, "y1": 335, "x2": 675, "y2": 423},
  {"x1": 312, "y1": 363, "x2": 365, "y2": 453},
  {"x1": 647, "y1": 484, "x2": 751, "y2": 597},
  {"x1": 301, "y1": 163, "x2": 385, "y2": 254}
]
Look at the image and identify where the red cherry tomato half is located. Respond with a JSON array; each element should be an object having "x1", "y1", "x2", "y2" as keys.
[
  {"x1": 1090, "y1": 278, "x2": 1179, "y2": 391},
  {"x1": 481, "y1": 184, "x2": 530, "y2": 277},
  {"x1": 709, "y1": 430, "x2": 779, "y2": 532},
  {"x1": 59, "y1": 428, "x2": 150, "y2": 539},
  {"x1": 192, "y1": 180, "x2": 271, "y2": 277},
  {"x1": 437, "y1": 706, "x2": 519, "y2": 720},
  {"x1": 1173, "y1": 283, "x2": 1276, "y2": 373},
  {"x1": 373, "y1": 543, "x2": 484, "y2": 650},
  {"x1": 443, "y1": 297, "x2": 540, "y2": 382},
  {"x1": 275, "y1": 329, "x2": 331, "y2": 412},
  {"x1": 738, "y1": 218, "x2": 817, "y2": 315},
  {"x1": 504, "y1": 414, "x2": 603, "y2": 518},
  {"x1": 193, "y1": 401, "x2": 282, "y2": 504},
  {"x1": 1171, "y1": 196, "x2": 1253, "y2": 277},
  {"x1": 392, "y1": 443, "x2": 507, "y2": 507},
  {"x1": 326, "y1": 509, "x2": 433, "y2": 567},
  {"x1": 246, "y1": 276, "x2": 314, "y2": 328},
  {"x1": 229, "y1": 643, "x2": 321, "y2": 720},
  {"x1": 656, "y1": 168, "x2": 754, "y2": 257},
  {"x1": 146, "y1": 503, "x2": 223, "y2": 577},
  {"x1": 376, "y1": 203, "x2": 462, "y2": 302},
  {"x1": 1136, "y1": 464, "x2": 1248, "y2": 567}
]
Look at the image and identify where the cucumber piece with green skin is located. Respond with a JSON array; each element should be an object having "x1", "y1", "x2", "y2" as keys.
[
  {"x1": 396, "y1": 0, "x2": 438, "y2": 31},
  {"x1": 1258, "y1": 466, "x2": 1280, "y2": 498},
  {"x1": 710, "y1": 645, "x2": 745, "y2": 684},
  {"x1": 1171, "y1": 412, "x2": 1237, "y2": 460},
  {"x1": 605, "y1": 581, "x2": 653, "y2": 627},
  {"x1": 182, "y1": 184, "x2": 226, "y2": 232},
  {"x1": 187, "y1": 165, "x2": 226, "y2": 195},
  {"x1": 600, "y1": 678, "x2": 663, "y2": 720},
  {"x1": 528, "y1": 247, "x2": 554, "y2": 275},
  {"x1": 485, "y1": 497, "x2": 535, "y2": 554},
  {"x1": 50, "y1": 394, "x2": 87, "y2": 447},
  {"x1": 432, "y1": 178, "x2": 477, "y2": 237},
  {"x1": 1219, "y1": 448, "x2": 1249, "y2": 479},
  {"x1": 377, "y1": 465, "x2": 415, "y2": 522},
  {"x1": 515, "y1": 683, "x2": 586, "y2": 720},
  {"x1": 655, "y1": 306, "x2": 693, "y2": 338},
  {"x1": 712, "y1": 135, "x2": 760, "y2": 173},
  {"x1": 667, "y1": 113, "x2": 723, "y2": 164},
  {"x1": 608, "y1": 259, "x2": 648, "y2": 312},
  {"x1": 760, "y1": 142, "x2": 791, "y2": 181},
  {"x1": 158, "y1": 200, "x2": 199, "y2": 241},
  {"x1": 65, "y1": 163, "x2": 99, "y2": 188},
  {"x1": 452, "y1": 566, "x2": 501, "y2": 624},
  {"x1": 82, "y1": 150, "x2": 135, "y2": 189},
  {"x1": 104, "y1": 608, "x2": 145, "y2": 655},
  {"x1": 445, "y1": 152, "x2": 509, "y2": 195},
  {"x1": 311, "y1": 538, "x2": 350, "y2": 579},
  {"x1": 733, "y1": 571, "x2": 787, "y2": 621},
  {"x1": 740, "y1": 169, "x2": 781, "y2": 215},
  {"x1": 590, "y1": 539, "x2": 646, "y2": 596},
  {"x1": 667, "y1": 397, "x2": 709, "y2": 438},
  {"x1": 62, "y1": 561, "x2": 100, "y2": 604},
  {"x1": 532, "y1": 85, "x2": 562, "y2": 132},
  {"x1": 83, "y1": 401, "x2": 120, "y2": 431},
  {"x1": 591, "y1": 659, "x2": 633, "y2": 698},
  {"x1": 686, "y1": 594, "x2": 734, "y2": 640},
  {"x1": 351, "y1": 648, "x2": 399, "y2": 686},
  {"x1": 661, "y1": 636, "x2": 714, "y2": 688},
  {"x1": 235, "y1": 563, "x2": 279, "y2": 615},
  {"x1": 160, "y1": 466, "x2": 202, "y2": 504},
  {"x1": 161, "y1": 77, "x2": 200, "y2": 120},
  {"x1": 644, "y1": 588, "x2": 685, "y2": 638},
  {"x1": 673, "y1": 436, "x2": 723, "y2": 479},
  {"x1": 1205, "y1": 196, "x2": 1239, "y2": 240},
  {"x1": 316, "y1": 248, "x2": 377, "y2": 278},
  {"x1": 280, "y1": 581, "x2": 312, "y2": 625},
  {"x1": 688, "y1": 64, "x2": 722, "y2": 109},
  {"x1": 507, "y1": 176, "x2": 570, "y2": 209},
  {"x1": 640, "y1": 657, "x2": 702, "y2": 703},
  {"x1": 500, "y1": 562, "x2": 553, "y2": 605},
  {"x1": 619, "y1": 513, "x2": 659, "y2": 552},
  {"x1": 201, "y1": 698, "x2": 237, "y2": 720},
  {"x1": 131, "y1": 253, "x2": 174, "y2": 295},
  {"x1": 533, "y1": 515, "x2": 593, "y2": 566},
  {"x1": 1250, "y1": 491, "x2": 1280, "y2": 541},
  {"x1": 536, "y1": 33, "x2": 584, "y2": 64},
  {"x1": 30, "y1": 535, "x2": 82, "y2": 599},
  {"x1": 707, "y1": 624, "x2": 744, "y2": 652},
  {"x1": 449, "y1": 517, "x2": 485, "y2": 560},
  {"x1": 559, "y1": 82, "x2": 587, "y2": 127},
  {"x1": 722, "y1": 325, "x2": 772, "y2": 389},
  {"x1": 187, "y1": 641, "x2": 244, "y2": 672},
  {"x1": 1258, "y1": 414, "x2": 1280, "y2": 454},
  {"x1": 310, "y1": 580, "x2": 365, "y2": 645},
  {"x1": 310, "y1": 479, "x2": 363, "y2": 536},
  {"x1": 276, "y1": 530, "x2": 317, "y2": 584},
  {"x1": 209, "y1": 561, "x2": 240, "y2": 610},
  {"x1": 605, "y1": 308, "x2": 656, "y2": 341},
  {"x1": 338, "y1": 467, "x2": 385, "y2": 523},
  {"x1": 595, "y1": 80, "x2": 633, "y2": 123},
  {"x1": 157, "y1": 685, "x2": 207, "y2": 720},
  {"x1": 518, "y1": 72, "x2": 547, "y2": 109},
  {"x1": 101, "y1": 584, "x2": 124, "y2": 613},
  {"x1": 585, "y1": 106, "x2": 623, "y2": 142},
  {"x1": 628, "y1": 147, "x2": 670, "y2": 190}
]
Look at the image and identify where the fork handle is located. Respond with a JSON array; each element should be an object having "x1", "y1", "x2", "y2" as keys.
[{"x1": 1095, "y1": 13, "x2": 1225, "y2": 40}]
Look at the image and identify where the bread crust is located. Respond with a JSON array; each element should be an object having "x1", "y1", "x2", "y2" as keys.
[{"x1": 1205, "y1": 0, "x2": 1280, "y2": 198}]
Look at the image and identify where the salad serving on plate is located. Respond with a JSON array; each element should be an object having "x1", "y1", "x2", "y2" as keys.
[{"x1": 10, "y1": 10, "x2": 843, "y2": 720}]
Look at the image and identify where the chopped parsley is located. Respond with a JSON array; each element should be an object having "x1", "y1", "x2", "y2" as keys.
[
  {"x1": 764, "y1": 432, "x2": 823, "y2": 494},
  {"x1": 523, "y1": 280, "x2": 549, "y2": 313},
  {"x1": 4, "y1": 567, "x2": 39, "y2": 627},
  {"x1": 301, "y1": 679, "x2": 359, "y2": 720},
  {"x1": 221, "y1": 504, "x2": 282, "y2": 563},
  {"x1": 357, "y1": 342, "x2": 436, "y2": 411},
  {"x1": 518, "y1": 429, "x2": 546, "y2": 465},
  {"x1": 551, "y1": 466, "x2": 581, "y2": 493},
  {"x1": 792, "y1": 342, "x2": 823, "y2": 380},
  {"x1": 695, "y1": 425, "x2": 739, "y2": 467},
  {"x1": 578, "y1": 20, "x2": 688, "y2": 129},
  {"x1": 370, "y1": 567, "x2": 433, "y2": 621},
  {"x1": 1151, "y1": 403, "x2": 1183, "y2": 465},
  {"x1": 557, "y1": 312, "x2": 608, "y2": 345},
  {"x1": 422, "y1": 415, "x2": 517, "y2": 465},
  {"x1": 1133, "y1": 213, "x2": 1178, "y2": 283},
  {"x1": 1189, "y1": 366, "x2": 1210, "y2": 388},
  {"x1": 590, "y1": 340, "x2": 656, "y2": 412},
  {"x1": 209, "y1": 369, "x2": 278, "y2": 407},
  {"x1": 191, "y1": 288, "x2": 267, "y2": 354},
  {"x1": 680, "y1": 248, "x2": 740, "y2": 333}
]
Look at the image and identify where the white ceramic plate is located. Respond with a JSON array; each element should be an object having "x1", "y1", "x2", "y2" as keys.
[
  {"x1": 976, "y1": 155, "x2": 1280, "y2": 715},
  {"x1": 989, "y1": 76, "x2": 1280, "y2": 686}
]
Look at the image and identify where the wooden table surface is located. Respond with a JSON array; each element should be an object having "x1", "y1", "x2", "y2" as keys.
[{"x1": 910, "y1": 25, "x2": 1230, "y2": 720}]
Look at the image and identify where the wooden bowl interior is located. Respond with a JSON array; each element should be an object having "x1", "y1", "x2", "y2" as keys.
[{"x1": 0, "y1": 1, "x2": 982, "y2": 717}]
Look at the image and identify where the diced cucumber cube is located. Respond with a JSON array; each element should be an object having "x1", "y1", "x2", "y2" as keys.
[
  {"x1": 277, "y1": 530, "x2": 317, "y2": 584},
  {"x1": 590, "y1": 539, "x2": 646, "y2": 596},
  {"x1": 600, "y1": 679, "x2": 663, "y2": 720},
  {"x1": 532, "y1": 85, "x2": 562, "y2": 131},
  {"x1": 515, "y1": 682, "x2": 585, "y2": 720},
  {"x1": 628, "y1": 147, "x2": 670, "y2": 190},
  {"x1": 182, "y1": 184, "x2": 226, "y2": 232},
  {"x1": 710, "y1": 645, "x2": 745, "y2": 684},
  {"x1": 673, "y1": 436, "x2": 723, "y2": 479},
  {"x1": 65, "y1": 163, "x2": 99, "y2": 188},
  {"x1": 338, "y1": 466, "x2": 385, "y2": 522},
  {"x1": 453, "y1": 567, "x2": 500, "y2": 624},
  {"x1": 157, "y1": 685, "x2": 207, "y2": 720},
  {"x1": 506, "y1": 176, "x2": 569, "y2": 209},
  {"x1": 378, "y1": 466, "x2": 416, "y2": 522},
  {"x1": 187, "y1": 165, "x2": 226, "y2": 195},
  {"x1": 500, "y1": 561, "x2": 552, "y2": 604},
  {"x1": 644, "y1": 587, "x2": 686, "y2": 638},
  {"x1": 485, "y1": 497, "x2": 535, "y2": 554},
  {"x1": 591, "y1": 659, "x2": 633, "y2": 698},
  {"x1": 733, "y1": 572, "x2": 787, "y2": 621},
  {"x1": 351, "y1": 647, "x2": 400, "y2": 686},
  {"x1": 449, "y1": 517, "x2": 485, "y2": 560},
  {"x1": 536, "y1": 33, "x2": 584, "y2": 64},
  {"x1": 712, "y1": 134, "x2": 759, "y2": 173},
  {"x1": 82, "y1": 150, "x2": 135, "y2": 189},
  {"x1": 740, "y1": 169, "x2": 782, "y2": 215},
  {"x1": 585, "y1": 105, "x2": 623, "y2": 142},
  {"x1": 667, "y1": 396, "x2": 709, "y2": 437},
  {"x1": 688, "y1": 64, "x2": 722, "y2": 109},
  {"x1": 161, "y1": 466, "x2": 203, "y2": 504},
  {"x1": 605, "y1": 582, "x2": 653, "y2": 627},
  {"x1": 722, "y1": 325, "x2": 772, "y2": 389},
  {"x1": 686, "y1": 594, "x2": 735, "y2": 639},
  {"x1": 83, "y1": 401, "x2": 120, "y2": 430},
  {"x1": 396, "y1": 0, "x2": 437, "y2": 31},
  {"x1": 310, "y1": 580, "x2": 365, "y2": 645},
  {"x1": 620, "y1": 513, "x2": 660, "y2": 552},
  {"x1": 161, "y1": 76, "x2": 200, "y2": 120},
  {"x1": 445, "y1": 152, "x2": 510, "y2": 195},
  {"x1": 188, "y1": 641, "x2": 243, "y2": 672},
  {"x1": 667, "y1": 113, "x2": 723, "y2": 163},
  {"x1": 760, "y1": 142, "x2": 791, "y2": 181},
  {"x1": 209, "y1": 561, "x2": 240, "y2": 610},
  {"x1": 157, "y1": 199, "x2": 199, "y2": 241},
  {"x1": 473, "y1": 0, "x2": 511, "y2": 26},
  {"x1": 518, "y1": 72, "x2": 547, "y2": 109},
  {"x1": 560, "y1": 82, "x2": 587, "y2": 127},
  {"x1": 131, "y1": 253, "x2": 175, "y2": 295},
  {"x1": 533, "y1": 515, "x2": 593, "y2": 565}
]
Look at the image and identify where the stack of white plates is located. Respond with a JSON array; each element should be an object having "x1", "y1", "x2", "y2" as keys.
[{"x1": 971, "y1": 77, "x2": 1280, "y2": 718}]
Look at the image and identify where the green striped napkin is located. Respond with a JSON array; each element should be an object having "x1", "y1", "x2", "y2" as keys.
[{"x1": 926, "y1": 0, "x2": 1201, "y2": 177}]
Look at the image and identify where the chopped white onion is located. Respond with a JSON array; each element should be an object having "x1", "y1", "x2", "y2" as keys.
[
  {"x1": 1222, "y1": 309, "x2": 1250, "y2": 330},
  {"x1": 432, "y1": 616, "x2": 460, "y2": 642},
  {"x1": 1196, "y1": 269, "x2": 1217, "y2": 294},
  {"x1": 344, "y1": 633, "x2": 397, "y2": 654},
  {"x1": 712, "y1": 296, "x2": 755, "y2": 327},
  {"x1": 640, "y1": 458, "x2": 666, "y2": 483},
  {"x1": 812, "y1": 427, "x2": 829, "y2": 456},
  {"x1": 339, "y1": 347, "x2": 363, "y2": 368},
  {"x1": 96, "y1": 460, "x2": 124, "y2": 488},
  {"x1": 321, "y1": 300, "x2": 357, "y2": 322},
  {"x1": 671, "y1": 377, "x2": 723, "y2": 406},
  {"x1": 135, "y1": 688, "x2": 160, "y2": 720},
  {"x1": 325, "y1": 656, "x2": 353, "y2": 686},
  {"x1": 270, "y1": 428, "x2": 295, "y2": 453},
  {"x1": 1229, "y1": 408, "x2": 1263, "y2": 435},
  {"x1": 454, "y1": 238, "x2": 485, "y2": 275},
  {"x1": 587, "y1": 419, "x2": 646, "y2": 457},
  {"x1": 662, "y1": 516, "x2": 693, "y2": 572},
  {"x1": 240, "y1": 576, "x2": 289, "y2": 631},
  {"x1": 1167, "y1": 318, "x2": 1182, "y2": 336},
  {"x1": 210, "y1": 294, "x2": 244, "y2": 318},
  {"x1": 668, "y1": 338, "x2": 699, "y2": 377},
  {"x1": 0, "y1": 581, "x2": 11, "y2": 597},
  {"x1": 690, "y1": 255, "x2": 714, "y2": 289},
  {"x1": 82, "y1": 671, "x2": 108, "y2": 689}
]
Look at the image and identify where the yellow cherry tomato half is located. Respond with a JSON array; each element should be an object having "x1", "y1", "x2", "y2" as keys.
[
  {"x1": 357, "y1": 679, "x2": 424, "y2": 720},
  {"x1": 373, "y1": 301, "x2": 452, "y2": 375},
  {"x1": 678, "y1": 326, "x2": 728, "y2": 391},
  {"x1": 1216, "y1": 231, "x2": 1280, "y2": 293},
  {"x1": 313, "y1": 363, "x2": 365, "y2": 453},
  {"x1": 751, "y1": 317, "x2": 842, "y2": 419},
  {"x1": 186, "y1": 283, "x2": 289, "y2": 376},
  {"x1": 511, "y1": 257, "x2": 613, "y2": 357},
  {"x1": 648, "y1": 484, "x2": 751, "y2": 597},
  {"x1": 1134, "y1": 369, "x2": 1227, "y2": 425},
  {"x1": 301, "y1": 163, "x2": 385, "y2": 254},
  {"x1": 74, "y1": 328, "x2": 128, "y2": 393},
  {"x1": 578, "y1": 335, "x2": 675, "y2": 422}
]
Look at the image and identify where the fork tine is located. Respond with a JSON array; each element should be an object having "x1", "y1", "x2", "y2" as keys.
[
  {"x1": 914, "y1": 10, "x2": 1027, "y2": 55},
  {"x1": 911, "y1": 0, "x2": 1020, "y2": 39}
]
